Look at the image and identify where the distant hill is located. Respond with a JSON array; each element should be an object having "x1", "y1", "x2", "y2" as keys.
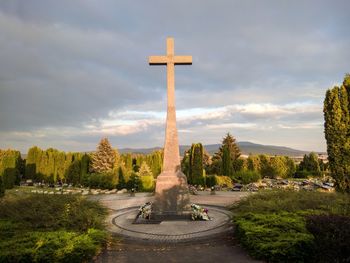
[{"x1": 119, "y1": 141, "x2": 323, "y2": 157}]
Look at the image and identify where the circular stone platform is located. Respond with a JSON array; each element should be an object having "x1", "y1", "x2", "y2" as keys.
[{"x1": 107, "y1": 205, "x2": 233, "y2": 242}]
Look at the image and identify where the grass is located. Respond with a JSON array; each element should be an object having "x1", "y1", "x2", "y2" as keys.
[
  {"x1": 231, "y1": 190, "x2": 350, "y2": 263},
  {"x1": 0, "y1": 190, "x2": 109, "y2": 262}
]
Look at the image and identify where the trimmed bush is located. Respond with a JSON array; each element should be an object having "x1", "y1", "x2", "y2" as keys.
[
  {"x1": 87, "y1": 172, "x2": 118, "y2": 190},
  {"x1": 232, "y1": 170, "x2": 261, "y2": 184},
  {"x1": 231, "y1": 190, "x2": 350, "y2": 262},
  {"x1": 235, "y1": 212, "x2": 315, "y2": 262},
  {"x1": 0, "y1": 194, "x2": 108, "y2": 262},
  {"x1": 306, "y1": 214, "x2": 350, "y2": 262},
  {"x1": 0, "y1": 228, "x2": 107, "y2": 263},
  {"x1": 215, "y1": 175, "x2": 233, "y2": 188},
  {"x1": 139, "y1": 175, "x2": 155, "y2": 192}
]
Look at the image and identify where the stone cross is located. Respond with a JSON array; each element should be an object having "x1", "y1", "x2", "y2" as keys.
[
  {"x1": 149, "y1": 38, "x2": 192, "y2": 173},
  {"x1": 149, "y1": 38, "x2": 192, "y2": 218}
]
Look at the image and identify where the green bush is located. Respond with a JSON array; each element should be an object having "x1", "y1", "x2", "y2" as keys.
[
  {"x1": 0, "y1": 228, "x2": 107, "y2": 263},
  {"x1": 306, "y1": 214, "x2": 350, "y2": 262},
  {"x1": 87, "y1": 172, "x2": 118, "y2": 190},
  {"x1": 205, "y1": 175, "x2": 216, "y2": 187},
  {"x1": 231, "y1": 190, "x2": 350, "y2": 215},
  {"x1": 139, "y1": 175, "x2": 155, "y2": 192},
  {"x1": 215, "y1": 175, "x2": 233, "y2": 188},
  {"x1": 0, "y1": 195, "x2": 107, "y2": 232},
  {"x1": 0, "y1": 194, "x2": 108, "y2": 262},
  {"x1": 235, "y1": 212, "x2": 315, "y2": 262},
  {"x1": 232, "y1": 170, "x2": 261, "y2": 184},
  {"x1": 231, "y1": 190, "x2": 350, "y2": 262}
]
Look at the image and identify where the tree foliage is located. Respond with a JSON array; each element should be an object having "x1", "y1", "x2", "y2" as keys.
[
  {"x1": 323, "y1": 74, "x2": 350, "y2": 192},
  {"x1": 25, "y1": 146, "x2": 91, "y2": 185},
  {"x1": 189, "y1": 143, "x2": 205, "y2": 185},
  {"x1": 0, "y1": 149, "x2": 22, "y2": 189},
  {"x1": 211, "y1": 133, "x2": 241, "y2": 176},
  {"x1": 0, "y1": 176, "x2": 4, "y2": 197},
  {"x1": 298, "y1": 152, "x2": 321, "y2": 177},
  {"x1": 90, "y1": 138, "x2": 116, "y2": 173}
]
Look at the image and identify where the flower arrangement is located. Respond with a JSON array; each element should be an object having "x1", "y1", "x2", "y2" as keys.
[
  {"x1": 139, "y1": 202, "x2": 152, "y2": 219},
  {"x1": 191, "y1": 203, "x2": 211, "y2": 221}
]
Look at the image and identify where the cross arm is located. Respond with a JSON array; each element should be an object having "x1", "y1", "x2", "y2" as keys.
[
  {"x1": 149, "y1": 56, "x2": 168, "y2": 65},
  {"x1": 174, "y1": 56, "x2": 192, "y2": 65}
]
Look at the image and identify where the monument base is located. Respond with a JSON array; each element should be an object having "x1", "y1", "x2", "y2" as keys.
[{"x1": 151, "y1": 170, "x2": 191, "y2": 220}]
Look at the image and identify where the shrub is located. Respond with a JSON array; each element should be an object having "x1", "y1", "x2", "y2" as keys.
[
  {"x1": 231, "y1": 191, "x2": 350, "y2": 262},
  {"x1": 232, "y1": 170, "x2": 261, "y2": 184},
  {"x1": 0, "y1": 229, "x2": 107, "y2": 263},
  {"x1": 0, "y1": 194, "x2": 108, "y2": 262},
  {"x1": 205, "y1": 175, "x2": 216, "y2": 187},
  {"x1": 215, "y1": 175, "x2": 233, "y2": 188},
  {"x1": 306, "y1": 214, "x2": 350, "y2": 262},
  {"x1": 235, "y1": 212, "x2": 315, "y2": 262},
  {"x1": 139, "y1": 175, "x2": 155, "y2": 192},
  {"x1": 230, "y1": 190, "x2": 350, "y2": 215},
  {"x1": 0, "y1": 195, "x2": 107, "y2": 232},
  {"x1": 87, "y1": 172, "x2": 118, "y2": 190}
]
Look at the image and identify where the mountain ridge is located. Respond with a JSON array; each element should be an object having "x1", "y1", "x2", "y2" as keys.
[{"x1": 119, "y1": 141, "x2": 325, "y2": 157}]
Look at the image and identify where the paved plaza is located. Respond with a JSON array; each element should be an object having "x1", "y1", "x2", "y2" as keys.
[{"x1": 93, "y1": 191, "x2": 260, "y2": 262}]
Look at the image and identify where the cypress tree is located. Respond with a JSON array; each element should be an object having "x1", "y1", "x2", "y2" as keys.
[
  {"x1": 124, "y1": 153, "x2": 133, "y2": 172},
  {"x1": 181, "y1": 149, "x2": 191, "y2": 181},
  {"x1": 117, "y1": 163, "x2": 127, "y2": 189},
  {"x1": 189, "y1": 143, "x2": 204, "y2": 185},
  {"x1": 222, "y1": 145, "x2": 233, "y2": 177},
  {"x1": 25, "y1": 146, "x2": 41, "y2": 179},
  {"x1": 324, "y1": 75, "x2": 350, "y2": 192},
  {"x1": 0, "y1": 149, "x2": 22, "y2": 188},
  {"x1": 0, "y1": 175, "x2": 4, "y2": 197},
  {"x1": 66, "y1": 159, "x2": 81, "y2": 185}
]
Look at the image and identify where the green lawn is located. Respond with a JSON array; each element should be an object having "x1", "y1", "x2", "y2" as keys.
[
  {"x1": 231, "y1": 190, "x2": 350, "y2": 263},
  {"x1": 0, "y1": 190, "x2": 109, "y2": 262}
]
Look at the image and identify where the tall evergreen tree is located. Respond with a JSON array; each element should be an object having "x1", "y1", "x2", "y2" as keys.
[
  {"x1": 0, "y1": 149, "x2": 22, "y2": 188},
  {"x1": 0, "y1": 176, "x2": 4, "y2": 197},
  {"x1": 181, "y1": 149, "x2": 191, "y2": 180},
  {"x1": 25, "y1": 146, "x2": 42, "y2": 179},
  {"x1": 212, "y1": 133, "x2": 241, "y2": 176},
  {"x1": 324, "y1": 75, "x2": 350, "y2": 192},
  {"x1": 189, "y1": 143, "x2": 205, "y2": 185},
  {"x1": 222, "y1": 145, "x2": 233, "y2": 176},
  {"x1": 90, "y1": 138, "x2": 116, "y2": 173}
]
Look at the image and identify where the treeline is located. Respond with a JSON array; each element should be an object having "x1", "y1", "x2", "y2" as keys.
[
  {"x1": 25, "y1": 147, "x2": 90, "y2": 184},
  {"x1": 182, "y1": 133, "x2": 326, "y2": 186},
  {"x1": 19, "y1": 139, "x2": 163, "y2": 191},
  {"x1": 0, "y1": 149, "x2": 23, "y2": 194}
]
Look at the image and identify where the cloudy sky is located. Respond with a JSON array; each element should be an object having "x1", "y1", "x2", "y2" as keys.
[{"x1": 1, "y1": 0, "x2": 349, "y2": 153}]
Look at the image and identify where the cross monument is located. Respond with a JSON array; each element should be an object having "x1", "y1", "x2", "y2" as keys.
[{"x1": 149, "y1": 37, "x2": 192, "y2": 218}]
